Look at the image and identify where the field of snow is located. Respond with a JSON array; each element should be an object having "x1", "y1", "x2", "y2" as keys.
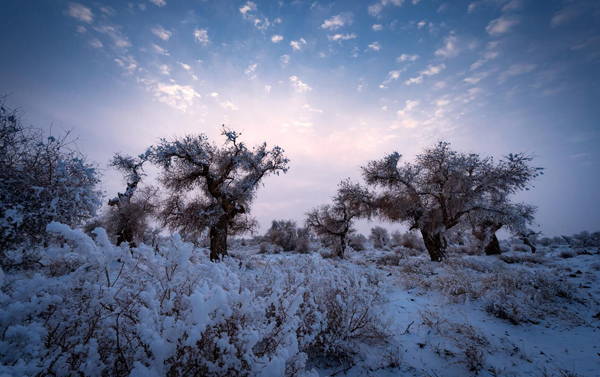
[{"x1": 1, "y1": 225, "x2": 599, "y2": 376}]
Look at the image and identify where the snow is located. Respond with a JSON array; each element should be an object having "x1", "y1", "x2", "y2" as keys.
[{"x1": 0, "y1": 228, "x2": 598, "y2": 376}]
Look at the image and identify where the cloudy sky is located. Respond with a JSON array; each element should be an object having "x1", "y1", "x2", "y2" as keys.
[{"x1": 1, "y1": 0, "x2": 599, "y2": 237}]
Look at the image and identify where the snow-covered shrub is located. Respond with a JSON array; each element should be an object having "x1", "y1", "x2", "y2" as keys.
[
  {"x1": 348, "y1": 233, "x2": 367, "y2": 251},
  {"x1": 0, "y1": 101, "x2": 101, "y2": 269},
  {"x1": 295, "y1": 227, "x2": 311, "y2": 254},
  {"x1": 369, "y1": 226, "x2": 390, "y2": 250},
  {"x1": 0, "y1": 224, "x2": 392, "y2": 376}
]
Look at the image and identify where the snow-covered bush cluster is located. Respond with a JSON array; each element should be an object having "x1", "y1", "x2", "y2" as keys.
[{"x1": 0, "y1": 223, "x2": 392, "y2": 376}]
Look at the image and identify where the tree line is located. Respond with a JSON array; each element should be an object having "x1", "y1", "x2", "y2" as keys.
[{"x1": 0, "y1": 99, "x2": 546, "y2": 268}]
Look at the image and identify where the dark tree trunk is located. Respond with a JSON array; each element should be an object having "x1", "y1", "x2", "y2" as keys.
[
  {"x1": 337, "y1": 233, "x2": 346, "y2": 259},
  {"x1": 521, "y1": 237, "x2": 536, "y2": 253},
  {"x1": 209, "y1": 218, "x2": 229, "y2": 261},
  {"x1": 484, "y1": 233, "x2": 501, "y2": 255},
  {"x1": 421, "y1": 229, "x2": 446, "y2": 262}
]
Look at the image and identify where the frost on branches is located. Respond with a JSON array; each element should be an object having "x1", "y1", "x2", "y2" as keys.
[
  {"x1": 0, "y1": 99, "x2": 101, "y2": 269},
  {"x1": 148, "y1": 127, "x2": 289, "y2": 261},
  {"x1": 0, "y1": 223, "x2": 392, "y2": 376},
  {"x1": 361, "y1": 142, "x2": 543, "y2": 261}
]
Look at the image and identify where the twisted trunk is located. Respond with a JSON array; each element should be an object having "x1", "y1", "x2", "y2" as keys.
[
  {"x1": 209, "y1": 216, "x2": 229, "y2": 261},
  {"x1": 421, "y1": 229, "x2": 446, "y2": 262}
]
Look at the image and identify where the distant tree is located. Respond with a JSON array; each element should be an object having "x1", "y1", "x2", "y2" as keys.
[
  {"x1": 148, "y1": 127, "x2": 289, "y2": 261},
  {"x1": 105, "y1": 153, "x2": 158, "y2": 247},
  {"x1": 361, "y1": 142, "x2": 542, "y2": 261},
  {"x1": 348, "y1": 233, "x2": 367, "y2": 251},
  {"x1": 306, "y1": 180, "x2": 373, "y2": 258},
  {"x1": 266, "y1": 219, "x2": 298, "y2": 251},
  {"x1": 0, "y1": 98, "x2": 101, "y2": 268},
  {"x1": 369, "y1": 226, "x2": 390, "y2": 250}
]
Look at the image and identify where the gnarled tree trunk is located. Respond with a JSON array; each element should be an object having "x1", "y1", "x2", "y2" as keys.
[
  {"x1": 484, "y1": 233, "x2": 501, "y2": 255},
  {"x1": 472, "y1": 222, "x2": 503, "y2": 256},
  {"x1": 421, "y1": 229, "x2": 446, "y2": 262},
  {"x1": 209, "y1": 217, "x2": 229, "y2": 261}
]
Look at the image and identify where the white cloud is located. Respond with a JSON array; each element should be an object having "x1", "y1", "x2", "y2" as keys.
[
  {"x1": 382, "y1": 69, "x2": 407, "y2": 86},
  {"x1": 433, "y1": 81, "x2": 446, "y2": 90},
  {"x1": 464, "y1": 71, "x2": 489, "y2": 84},
  {"x1": 210, "y1": 92, "x2": 219, "y2": 97},
  {"x1": 273, "y1": 18, "x2": 282, "y2": 24},
  {"x1": 368, "y1": 0, "x2": 404, "y2": 18},
  {"x1": 498, "y1": 64, "x2": 536, "y2": 83},
  {"x1": 357, "y1": 84, "x2": 363, "y2": 92},
  {"x1": 303, "y1": 104, "x2": 323, "y2": 113},
  {"x1": 245, "y1": 63, "x2": 257, "y2": 75},
  {"x1": 152, "y1": 43, "x2": 170, "y2": 55},
  {"x1": 265, "y1": 85, "x2": 272, "y2": 93},
  {"x1": 88, "y1": 38, "x2": 103, "y2": 49},
  {"x1": 397, "y1": 53, "x2": 419, "y2": 62},
  {"x1": 151, "y1": 25, "x2": 172, "y2": 41},
  {"x1": 381, "y1": 106, "x2": 388, "y2": 111},
  {"x1": 281, "y1": 54, "x2": 290, "y2": 64},
  {"x1": 100, "y1": 6, "x2": 116, "y2": 16},
  {"x1": 328, "y1": 33, "x2": 356, "y2": 41},
  {"x1": 94, "y1": 25, "x2": 131, "y2": 51},
  {"x1": 239, "y1": 1, "x2": 257, "y2": 16},
  {"x1": 139, "y1": 78, "x2": 200, "y2": 112},
  {"x1": 149, "y1": 0, "x2": 166, "y2": 7},
  {"x1": 397, "y1": 100, "x2": 419, "y2": 115},
  {"x1": 68, "y1": 3, "x2": 93, "y2": 23},
  {"x1": 435, "y1": 35, "x2": 460, "y2": 58},
  {"x1": 372, "y1": 24, "x2": 383, "y2": 31},
  {"x1": 486, "y1": 16, "x2": 519, "y2": 36},
  {"x1": 114, "y1": 55, "x2": 138, "y2": 74},
  {"x1": 271, "y1": 35, "x2": 284, "y2": 43},
  {"x1": 77, "y1": 26, "x2": 87, "y2": 33},
  {"x1": 502, "y1": 0, "x2": 521, "y2": 12},
  {"x1": 194, "y1": 29, "x2": 209, "y2": 44},
  {"x1": 368, "y1": 41, "x2": 382, "y2": 51},
  {"x1": 467, "y1": 2, "x2": 478, "y2": 13},
  {"x1": 405, "y1": 64, "x2": 445, "y2": 85},
  {"x1": 157, "y1": 63, "x2": 170, "y2": 75},
  {"x1": 290, "y1": 38, "x2": 307, "y2": 50},
  {"x1": 321, "y1": 12, "x2": 354, "y2": 30},
  {"x1": 437, "y1": 3, "x2": 448, "y2": 13},
  {"x1": 470, "y1": 41, "x2": 500, "y2": 70},
  {"x1": 290, "y1": 76, "x2": 312, "y2": 92},
  {"x1": 219, "y1": 101, "x2": 239, "y2": 111},
  {"x1": 417, "y1": 20, "x2": 426, "y2": 29},
  {"x1": 179, "y1": 62, "x2": 191, "y2": 71}
]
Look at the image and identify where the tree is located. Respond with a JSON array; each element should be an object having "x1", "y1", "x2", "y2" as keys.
[
  {"x1": 369, "y1": 226, "x2": 390, "y2": 250},
  {"x1": 105, "y1": 152, "x2": 158, "y2": 247},
  {"x1": 0, "y1": 98, "x2": 101, "y2": 268},
  {"x1": 148, "y1": 127, "x2": 289, "y2": 261},
  {"x1": 362, "y1": 142, "x2": 542, "y2": 261},
  {"x1": 306, "y1": 180, "x2": 373, "y2": 258}
]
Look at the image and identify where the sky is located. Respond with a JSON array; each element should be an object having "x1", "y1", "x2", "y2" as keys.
[{"x1": 0, "y1": 0, "x2": 599, "y2": 237}]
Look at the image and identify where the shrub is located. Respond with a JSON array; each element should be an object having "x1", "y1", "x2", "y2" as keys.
[
  {"x1": 348, "y1": 233, "x2": 367, "y2": 251},
  {"x1": 267, "y1": 219, "x2": 298, "y2": 251},
  {"x1": 0, "y1": 223, "x2": 393, "y2": 376},
  {"x1": 369, "y1": 226, "x2": 390, "y2": 250}
]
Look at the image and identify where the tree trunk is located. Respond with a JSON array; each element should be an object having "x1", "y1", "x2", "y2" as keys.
[
  {"x1": 521, "y1": 237, "x2": 536, "y2": 253},
  {"x1": 421, "y1": 229, "x2": 446, "y2": 262},
  {"x1": 484, "y1": 233, "x2": 501, "y2": 255},
  {"x1": 209, "y1": 218, "x2": 229, "y2": 261},
  {"x1": 337, "y1": 233, "x2": 346, "y2": 259}
]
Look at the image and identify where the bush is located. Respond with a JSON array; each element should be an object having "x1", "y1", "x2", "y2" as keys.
[
  {"x1": 369, "y1": 226, "x2": 390, "y2": 250},
  {"x1": 348, "y1": 233, "x2": 367, "y2": 251},
  {"x1": 0, "y1": 101, "x2": 101, "y2": 268},
  {"x1": 266, "y1": 220, "x2": 298, "y2": 251},
  {"x1": 399, "y1": 231, "x2": 425, "y2": 251},
  {"x1": 0, "y1": 224, "x2": 393, "y2": 376}
]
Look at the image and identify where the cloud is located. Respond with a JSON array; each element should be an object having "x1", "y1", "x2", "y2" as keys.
[
  {"x1": 94, "y1": 25, "x2": 131, "y2": 52},
  {"x1": 368, "y1": 41, "x2": 382, "y2": 51},
  {"x1": 271, "y1": 35, "x2": 284, "y2": 43},
  {"x1": 464, "y1": 71, "x2": 489, "y2": 84},
  {"x1": 114, "y1": 55, "x2": 138, "y2": 74},
  {"x1": 151, "y1": 25, "x2": 172, "y2": 41},
  {"x1": 245, "y1": 63, "x2": 257, "y2": 75},
  {"x1": 368, "y1": 0, "x2": 404, "y2": 18},
  {"x1": 437, "y1": 3, "x2": 448, "y2": 13},
  {"x1": 290, "y1": 38, "x2": 307, "y2": 50},
  {"x1": 372, "y1": 24, "x2": 383, "y2": 31},
  {"x1": 551, "y1": 2, "x2": 591, "y2": 28},
  {"x1": 152, "y1": 43, "x2": 170, "y2": 55},
  {"x1": 68, "y1": 3, "x2": 93, "y2": 23},
  {"x1": 179, "y1": 62, "x2": 191, "y2": 71},
  {"x1": 328, "y1": 33, "x2": 356, "y2": 42},
  {"x1": 157, "y1": 63, "x2": 170, "y2": 75},
  {"x1": 290, "y1": 76, "x2": 312, "y2": 92},
  {"x1": 139, "y1": 79, "x2": 200, "y2": 112},
  {"x1": 88, "y1": 38, "x2": 103, "y2": 49},
  {"x1": 498, "y1": 64, "x2": 536, "y2": 83},
  {"x1": 239, "y1": 1, "x2": 257, "y2": 16},
  {"x1": 194, "y1": 29, "x2": 209, "y2": 44},
  {"x1": 486, "y1": 16, "x2": 519, "y2": 36},
  {"x1": 435, "y1": 34, "x2": 477, "y2": 59},
  {"x1": 303, "y1": 104, "x2": 323, "y2": 113},
  {"x1": 381, "y1": 69, "x2": 406, "y2": 85},
  {"x1": 397, "y1": 53, "x2": 419, "y2": 62},
  {"x1": 470, "y1": 41, "x2": 500, "y2": 70},
  {"x1": 281, "y1": 54, "x2": 290, "y2": 64},
  {"x1": 149, "y1": 0, "x2": 166, "y2": 6},
  {"x1": 321, "y1": 12, "x2": 354, "y2": 30},
  {"x1": 405, "y1": 64, "x2": 445, "y2": 85},
  {"x1": 433, "y1": 81, "x2": 446, "y2": 90},
  {"x1": 265, "y1": 85, "x2": 272, "y2": 93},
  {"x1": 100, "y1": 6, "x2": 116, "y2": 16},
  {"x1": 219, "y1": 101, "x2": 239, "y2": 110},
  {"x1": 417, "y1": 20, "x2": 426, "y2": 29},
  {"x1": 502, "y1": 0, "x2": 521, "y2": 11}
]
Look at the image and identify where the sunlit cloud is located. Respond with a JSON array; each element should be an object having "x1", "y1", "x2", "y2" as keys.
[
  {"x1": 151, "y1": 25, "x2": 172, "y2": 41},
  {"x1": 486, "y1": 15, "x2": 519, "y2": 36},
  {"x1": 149, "y1": 0, "x2": 166, "y2": 7},
  {"x1": 139, "y1": 78, "x2": 200, "y2": 111},
  {"x1": 193, "y1": 28, "x2": 209, "y2": 44},
  {"x1": 290, "y1": 38, "x2": 307, "y2": 51},
  {"x1": 372, "y1": 24, "x2": 383, "y2": 31},
  {"x1": 397, "y1": 53, "x2": 419, "y2": 62},
  {"x1": 368, "y1": 41, "x2": 382, "y2": 51},
  {"x1": 405, "y1": 64, "x2": 446, "y2": 85},
  {"x1": 290, "y1": 76, "x2": 312, "y2": 92},
  {"x1": 88, "y1": 38, "x2": 103, "y2": 49},
  {"x1": 321, "y1": 12, "x2": 354, "y2": 31},
  {"x1": 368, "y1": 0, "x2": 404, "y2": 18},
  {"x1": 328, "y1": 33, "x2": 356, "y2": 42},
  {"x1": 271, "y1": 35, "x2": 283, "y2": 43}
]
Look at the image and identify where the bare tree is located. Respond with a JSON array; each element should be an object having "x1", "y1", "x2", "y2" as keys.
[
  {"x1": 306, "y1": 180, "x2": 373, "y2": 258},
  {"x1": 0, "y1": 98, "x2": 101, "y2": 268},
  {"x1": 105, "y1": 153, "x2": 158, "y2": 247},
  {"x1": 148, "y1": 127, "x2": 289, "y2": 261},
  {"x1": 362, "y1": 142, "x2": 542, "y2": 261}
]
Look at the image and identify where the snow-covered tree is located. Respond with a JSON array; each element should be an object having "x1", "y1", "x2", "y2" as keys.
[
  {"x1": 369, "y1": 226, "x2": 390, "y2": 250},
  {"x1": 306, "y1": 180, "x2": 373, "y2": 258},
  {"x1": 362, "y1": 142, "x2": 543, "y2": 261},
  {"x1": 148, "y1": 127, "x2": 289, "y2": 261},
  {"x1": 105, "y1": 152, "x2": 158, "y2": 246},
  {"x1": 0, "y1": 99, "x2": 101, "y2": 268}
]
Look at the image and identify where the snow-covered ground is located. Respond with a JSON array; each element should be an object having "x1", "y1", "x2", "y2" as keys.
[{"x1": 1, "y1": 227, "x2": 599, "y2": 376}]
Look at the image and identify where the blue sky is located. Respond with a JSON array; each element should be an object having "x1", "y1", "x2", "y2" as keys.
[{"x1": 1, "y1": 0, "x2": 599, "y2": 237}]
